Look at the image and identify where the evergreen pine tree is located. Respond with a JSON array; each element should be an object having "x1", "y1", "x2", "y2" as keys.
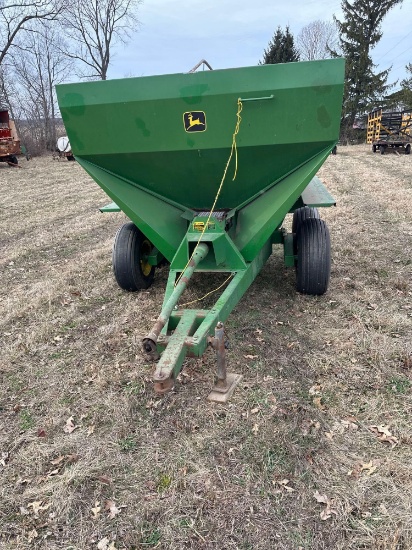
[
  {"x1": 333, "y1": 0, "x2": 402, "y2": 135},
  {"x1": 261, "y1": 26, "x2": 300, "y2": 65},
  {"x1": 400, "y1": 63, "x2": 412, "y2": 108}
]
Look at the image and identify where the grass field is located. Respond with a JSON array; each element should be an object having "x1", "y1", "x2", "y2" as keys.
[{"x1": 1, "y1": 145, "x2": 411, "y2": 549}]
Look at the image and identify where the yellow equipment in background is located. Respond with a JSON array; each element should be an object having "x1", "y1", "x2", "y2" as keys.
[{"x1": 367, "y1": 109, "x2": 411, "y2": 155}]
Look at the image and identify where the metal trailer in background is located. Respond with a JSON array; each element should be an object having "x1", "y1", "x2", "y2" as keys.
[
  {"x1": 0, "y1": 109, "x2": 21, "y2": 166},
  {"x1": 367, "y1": 109, "x2": 412, "y2": 155},
  {"x1": 56, "y1": 58, "x2": 344, "y2": 401},
  {"x1": 54, "y1": 136, "x2": 75, "y2": 161}
]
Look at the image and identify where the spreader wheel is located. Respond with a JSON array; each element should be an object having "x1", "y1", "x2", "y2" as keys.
[
  {"x1": 113, "y1": 222, "x2": 155, "y2": 291},
  {"x1": 296, "y1": 218, "x2": 331, "y2": 296},
  {"x1": 372, "y1": 144, "x2": 377, "y2": 153},
  {"x1": 405, "y1": 144, "x2": 411, "y2": 155},
  {"x1": 292, "y1": 206, "x2": 320, "y2": 234},
  {"x1": 9, "y1": 155, "x2": 18, "y2": 165},
  {"x1": 380, "y1": 145, "x2": 385, "y2": 155}
]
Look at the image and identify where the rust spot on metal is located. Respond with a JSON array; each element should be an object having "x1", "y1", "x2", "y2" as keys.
[{"x1": 143, "y1": 318, "x2": 166, "y2": 358}]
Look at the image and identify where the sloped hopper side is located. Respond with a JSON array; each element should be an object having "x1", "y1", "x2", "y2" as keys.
[{"x1": 56, "y1": 59, "x2": 344, "y2": 261}]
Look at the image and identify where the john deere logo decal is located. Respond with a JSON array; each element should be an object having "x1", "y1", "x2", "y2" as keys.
[{"x1": 183, "y1": 111, "x2": 206, "y2": 132}]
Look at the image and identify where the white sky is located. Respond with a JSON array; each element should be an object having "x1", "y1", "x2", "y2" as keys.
[{"x1": 108, "y1": 0, "x2": 412, "y2": 89}]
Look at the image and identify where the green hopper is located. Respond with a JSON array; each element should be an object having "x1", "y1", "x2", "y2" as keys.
[{"x1": 56, "y1": 58, "x2": 345, "y2": 401}]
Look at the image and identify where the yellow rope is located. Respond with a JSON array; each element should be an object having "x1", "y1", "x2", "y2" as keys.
[
  {"x1": 178, "y1": 273, "x2": 234, "y2": 308},
  {"x1": 175, "y1": 98, "x2": 243, "y2": 287}
]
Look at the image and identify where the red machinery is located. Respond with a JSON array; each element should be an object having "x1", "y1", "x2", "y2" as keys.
[{"x1": 0, "y1": 109, "x2": 21, "y2": 166}]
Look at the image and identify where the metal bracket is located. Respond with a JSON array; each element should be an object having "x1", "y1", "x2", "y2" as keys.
[{"x1": 207, "y1": 322, "x2": 242, "y2": 403}]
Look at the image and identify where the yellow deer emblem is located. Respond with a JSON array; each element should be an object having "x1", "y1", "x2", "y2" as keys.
[
  {"x1": 187, "y1": 113, "x2": 204, "y2": 128},
  {"x1": 183, "y1": 111, "x2": 206, "y2": 132}
]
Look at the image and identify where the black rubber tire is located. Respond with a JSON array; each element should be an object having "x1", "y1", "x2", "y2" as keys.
[
  {"x1": 331, "y1": 145, "x2": 337, "y2": 155},
  {"x1": 113, "y1": 222, "x2": 155, "y2": 291},
  {"x1": 405, "y1": 144, "x2": 411, "y2": 155},
  {"x1": 9, "y1": 155, "x2": 18, "y2": 165},
  {"x1": 292, "y1": 206, "x2": 320, "y2": 234},
  {"x1": 372, "y1": 144, "x2": 377, "y2": 153},
  {"x1": 380, "y1": 145, "x2": 385, "y2": 155},
  {"x1": 296, "y1": 218, "x2": 331, "y2": 296},
  {"x1": 67, "y1": 155, "x2": 75, "y2": 161}
]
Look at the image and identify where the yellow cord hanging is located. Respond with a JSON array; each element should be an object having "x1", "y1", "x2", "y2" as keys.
[
  {"x1": 175, "y1": 98, "x2": 243, "y2": 288},
  {"x1": 178, "y1": 272, "x2": 234, "y2": 308}
]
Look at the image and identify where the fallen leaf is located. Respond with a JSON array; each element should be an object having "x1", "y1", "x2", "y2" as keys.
[
  {"x1": 370, "y1": 424, "x2": 392, "y2": 437},
  {"x1": 309, "y1": 384, "x2": 322, "y2": 396},
  {"x1": 401, "y1": 355, "x2": 412, "y2": 369},
  {"x1": 320, "y1": 508, "x2": 333, "y2": 520},
  {"x1": 0, "y1": 452, "x2": 10, "y2": 467},
  {"x1": 50, "y1": 455, "x2": 66, "y2": 466},
  {"x1": 91, "y1": 501, "x2": 101, "y2": 518},
  {"x1": 87, "y1": 425, "x2": 95, "y2": 436},
  {"x1": 301, "y1": 419, "x2": 320, "y2": 436},
  {"x1": 97, "y1": 538, "x2": 112, "y2": 550},
  {"x1": 63, "y1": 416, "x2": 79, "y2": 434},
  {"x1": 273, "y1": 479, "x2": 295, "y2": 493},
  {"x1": 66, "y1": 453, "x2": 79, "y2": 463},
  {"x1": 252, "y1": 423, "x2": 259, "y2": 434},
  {"x1": 313, "y1": 397, "x2": 325, "y2": 410},
  {"x1": 369, "y1": 425, "x2": 398, "y2": 447},
  {"x1": 27, "y1": 501, "x2": 51, "y2": 517},
  {"x1": 243, "y1": 355, "x2": 258, "y2": 360},
  {"x1": 105, "y1": 500, "x2": 121, "y2": 519},
  {"x1": 361, "y1": 461, "x2": 378, "y2": 476},
  {"x1": 37, "y1": 429, "x2": 46, "y2": 437},
  {"x1": 97, "y1": 475, "x2": 112, "y2": 485},
  {"x1": 250, "y1": 407, "x2": 260, "y2": 414},
  {"x1": 347, "y1": 462, "x2": 362, "y2": 479},
  {"x1": 28, "y1": 529, "x2": 38, "y2": 543},
  {"x1": 379, "y1": 503, "x2": 388, "y2": 515},
  {"x1": 314, "y1": 490, "x2": 337, "y2": 520},
  {"x1": 314, "y1": 491, "x2": 329, "y2": 505},
  {"x1": 341, "y1": 419, "x2": 358, "y2": 431},
  {"x1": 70, "y1": 290, "x2": 82, "y2": 297}
]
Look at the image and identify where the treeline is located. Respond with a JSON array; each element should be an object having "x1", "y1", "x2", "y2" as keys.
[
  {"x1": 261, "y1": 0, "x2": 412, "y2": 141},
  {"x1": 0, "y1": 0, "x2": 141, "y2": 154},
  {"x1": 1, "y1": 0, "x2": 411, "y2": 154}
]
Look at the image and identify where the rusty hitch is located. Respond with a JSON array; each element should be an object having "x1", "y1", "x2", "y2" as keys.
[{"x1": 207, "y1": 322, "x2": 242, "y2": 403}]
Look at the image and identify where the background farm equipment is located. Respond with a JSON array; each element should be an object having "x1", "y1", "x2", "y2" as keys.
[
  {"x1": 56, "y1": 58, "x2": 344, "y2": 400},
  {"x1": 53, "y1": 136, "x2": 75, "y2": 161},
  {"x1": 367, "y1": 109, "x2": 412, "y2": 155},
  {"x1": 0, "y1": 109, "x2": 21, "y2": 166}
]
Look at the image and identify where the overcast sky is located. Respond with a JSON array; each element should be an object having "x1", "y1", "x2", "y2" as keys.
[{"x1": 107, "y1": 0, "x2": 412, "y2": 89}]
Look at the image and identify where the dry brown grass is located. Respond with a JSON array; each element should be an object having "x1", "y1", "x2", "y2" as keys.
[{"x1": 1, "y1": 146, "x2": 411, "y2": 549}]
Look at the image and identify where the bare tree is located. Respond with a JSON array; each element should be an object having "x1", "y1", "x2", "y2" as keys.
[
  {"x1": 12, "y1": 21, "x2": 71, "y2": 149},
  {"x1": 297, "y1": 20, "x2": 339, "y2": 61},
  {"x1": 0, "y1": 66, "x2": 13, "y2": 109},
  {"x1": 60, "y1": 0, "x2": 141, "y2": 80},
  {"x1": 0, "y1": 0, "x2": 63, "y2": 66}
]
